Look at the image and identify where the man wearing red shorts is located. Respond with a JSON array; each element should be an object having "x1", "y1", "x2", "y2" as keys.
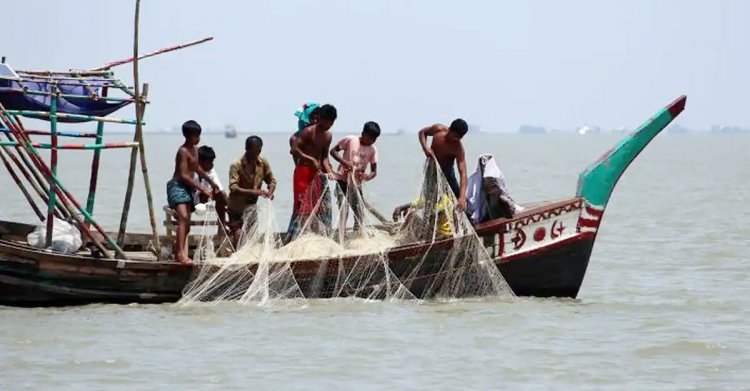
[{"x1": 287, "y1": 104, "x2": 337, "y2": 240}]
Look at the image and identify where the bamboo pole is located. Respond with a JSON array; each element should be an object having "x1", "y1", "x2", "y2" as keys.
[
  {"x1": 0, "y1": 77, "x2": 128, "y2": 89},
  {"x1": 0, "y1": 110, "x2": 67, "y2": 219},
  {"x1": 4, "y1": 110, "x2": 140, "y2": 125},
  {"x1": 0, "y1": 141, "x2": 138, "y2": 150},
  {"x1": 135, "y1": 84, "x2": 162, "y2": 260},
  {"x1": 0, "y1": 104, "x2": 123, "y2": 258},
  {"x1": 131, "y1": 0, "x2": 161, "y2": 259},
  {"x1": 0, "y1": 128, "x2": 98, "y2": 138},
  {"x1": 0, "y1": 124, "x2": 66, "y2": 219},
  {"x1": 118, "y1": 0, "x2": 162, "y2": 261},
  {"x1": 93, "y1": 36, "x2": 214, "y2": 71},
  {"x1": 86, "y1": 121, "x2": 105, "y2": 215},
  {"x1": 18, "y1": 69, "x2": 113, "y2": 77},
  {"x1": 1, "y1": 143, "x2": 60, "y2": 219},
  {"x1": 45, "y1": 94, "x2": 59, "y2": 247},
  {"x1": 0, "y1": 147, "x2": 44, "y2": 221},
  {"x1": 0, "y1": 88, "x2": 137, "y2": 104}
]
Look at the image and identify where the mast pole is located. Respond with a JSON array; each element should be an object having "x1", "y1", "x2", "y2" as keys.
[
  {"x1": 117, "y1": 0, "x2": 162, "y2": 259},
  {"x1": 45, "y1": 91, "x2": 59, "y2": 247},
  {"x1": 136, "y1": 83, "x2": 162, "y2": 259},
  {"x1": 85, "y1": 122, "x2": 105, "y2": 215}
]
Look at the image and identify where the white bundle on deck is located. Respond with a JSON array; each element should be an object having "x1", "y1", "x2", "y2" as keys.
[{"x1": 27, "y1": 220, "x2": 83, "y2": 255}]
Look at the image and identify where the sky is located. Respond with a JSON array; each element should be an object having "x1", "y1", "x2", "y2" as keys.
[{"x1": 3, "y1": 0, "x2": 748, "y2": 133}]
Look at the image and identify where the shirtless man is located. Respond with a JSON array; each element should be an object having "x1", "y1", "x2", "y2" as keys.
[
  {"x1": 418, "y1": 118, "x2": 469, "y2": 211},
  {"x1": 287, "y1": 104, "x2": 337, "y2": 239},
  {"x1": 166, "y1": 120, "x2": 220, "y2": 264},
  {"x1": 289, "y1": 102, "x2": 320, "y2": 165}
]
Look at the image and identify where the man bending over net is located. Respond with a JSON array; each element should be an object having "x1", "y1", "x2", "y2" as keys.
[
  {"x1": 418, "y1": 119, "x2": 469, "y2": 211},
  {"x1": 330, "y1": 121, "x2": 380, "y2": 231},
  {"x1": 228, "y1": 136, "x2": 276, "y2": 245}
]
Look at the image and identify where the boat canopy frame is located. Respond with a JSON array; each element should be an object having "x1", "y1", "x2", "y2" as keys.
[{"x1": 0, "y1": 59, "x2": 155, "y2": 261}]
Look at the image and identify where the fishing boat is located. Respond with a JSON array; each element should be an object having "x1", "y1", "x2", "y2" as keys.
[
  {"x1": 0, "y1": 56, "x2": 687, "y2": 306},
  {"x1": 224, "y1": 124, "x2": 237, "y2": 139}
]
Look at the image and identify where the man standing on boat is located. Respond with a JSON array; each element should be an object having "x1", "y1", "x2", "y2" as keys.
[
  {"x1": 227, "y1": 136, "x2": 276, "y2": 243},
  {"x1": 418, "y1": 119, "x2": 469, "y2": 211},
  {"x1": 287, "y1": 104, "x2": 337, "y2": 240},
  {"x1": 167, "y1": 120, "x2": 219, "y2": 264},
  {"x1": 290, "y1": 102, "x2": 320, "y2": 165}
]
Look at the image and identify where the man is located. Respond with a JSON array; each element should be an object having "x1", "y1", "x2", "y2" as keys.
[
  {"x1": 166, "y1": 120, "x2": 218, "y2": 264},
  {"x1": 195, "y1": 146, "x2": 228, "y2": 228},
  {"x1": 330, "y1": 121, "x2": 380, "y2": 230},
  {"x1": 287, "y1": 104, "x2": 337, "y2": 239},
  {"x1": 228, "y1": 136, "x2": 276, "y2": 243},
  {"x1": 418, "y1": 119, "x2": 469, "y2": 210},
  {"x1": 290, "y1": 102, "x2": 321, "y2": 165}
]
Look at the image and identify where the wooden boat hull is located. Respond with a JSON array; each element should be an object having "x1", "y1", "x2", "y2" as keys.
[
  {"x1": 0, "y1": 239, "x2": 192, "y2": 307},
  {"x1": 0, "y1": 235, "x2": 593, "y2": 307},
  {"x1": 0, "y1": 198, "x2": 596, "y2": 306}
]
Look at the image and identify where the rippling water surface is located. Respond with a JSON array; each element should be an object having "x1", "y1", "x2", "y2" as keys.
[{"x1": 1, "y1": 133, "x2": 748, "y2": 389}]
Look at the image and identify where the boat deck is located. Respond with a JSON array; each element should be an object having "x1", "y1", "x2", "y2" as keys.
[{"x1": 0, "y1": 197, "x2": 582, "y2": 264}]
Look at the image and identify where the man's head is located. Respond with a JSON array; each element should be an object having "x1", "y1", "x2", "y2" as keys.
[
  {"x1": 448, "y1": 118, "x2": 468, "y2": 141},
  {"x1": 316, "y1": 104, "x2": 337, "y2": 131},
  {"x1": 360, "y1": 121, "x2": 381, "y2": 146},
  {"x1": 197, "y1": 146, "x2": 216, "y2": 171},
  {"x1": 245, "y1": 135, "x2": 263, "y2": 159},
  {"x1": 309, "y1": 107, "x2": 320, "y2": 125},
  {"x1": 182, "y1": 120, "x2": 202, "y2": 145}
]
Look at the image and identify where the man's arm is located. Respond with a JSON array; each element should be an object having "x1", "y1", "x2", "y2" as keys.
[
  {"x1": 456, "y1": 145, "x2": 468, "y2": 210},
  {"x1": 364, "y1": 147, "x2": 379, "y2": 181},
  {"x1": 364, "y1": 162, "x2": 377, "y2": 181},
  {"x1": 418, "y1": 124, "x2": 441, "y2": 158},
  {"x1": 264, "y1": 162, "x2": 277, "y2": 199},
  {"x1": 193, "y1": 160, "x2": 221, "y2": 191},
  {"x1": 290, "y1": 133, "x2": 320, "y2": 169},
  {"x1": 329, "y1": 140, "x2": 352, "y2": 171},
  {"x1": 321, "y1": 134, "x2": 333, "y2": 175}
]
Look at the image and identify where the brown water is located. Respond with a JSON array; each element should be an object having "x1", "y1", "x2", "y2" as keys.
[{"x1": 1, "y1": 133, "x2": 749, "y2": 389}]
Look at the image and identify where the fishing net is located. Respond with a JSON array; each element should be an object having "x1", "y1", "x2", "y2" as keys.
[{"x1": 180, "y1": 159, "x2": 515, "y2": 306}]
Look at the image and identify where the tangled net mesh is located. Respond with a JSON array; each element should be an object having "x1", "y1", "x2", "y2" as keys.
[{"x1": 180, "y1": 159, "x2": 515, "y2": 306}]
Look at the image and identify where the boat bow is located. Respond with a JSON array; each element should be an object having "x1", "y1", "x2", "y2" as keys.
[{"x1": 576, "y1": 95, "x2": 687, "y2": 208}]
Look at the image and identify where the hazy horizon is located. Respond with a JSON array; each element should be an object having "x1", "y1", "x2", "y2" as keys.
[{"x1": 3, "y1": 1, "x2": 749, "y2": 134}]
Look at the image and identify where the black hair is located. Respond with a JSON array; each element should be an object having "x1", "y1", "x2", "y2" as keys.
[
  {"x1": 198, "y1": 146, "x2": 216, "y2": 162},
  {"x1": 449, "y1": 118, "x2": 468, "y2": 136},
  {"x1": 182, "y1": 120, "x2": 202, "y2": 137},
  {"x1": 245, "y1": 135, "x2": 263, "y2": 150},
  {"x1": 317, "y1": 104, "x2": 337, "y2": 122},
  {"x1": 362, "y1": 121, "x2": 381, "y2": 138}
]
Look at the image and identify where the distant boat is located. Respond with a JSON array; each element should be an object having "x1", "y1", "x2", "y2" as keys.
[
  {"x1": 667, "y1": 124, "x2": 689, "y2": 134},
  {"x1": 468, "y1": 124, "x2": 484, "y2": 133},
  {"x1": 710, "y1": 125, "x2": 748, "y2": 134},
  {"x1": 577, "y1": 125, "x2": 601, "y2": 136},
  {"x1": 224, "y1": 125, "x2": 237, "y2": 139}
]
